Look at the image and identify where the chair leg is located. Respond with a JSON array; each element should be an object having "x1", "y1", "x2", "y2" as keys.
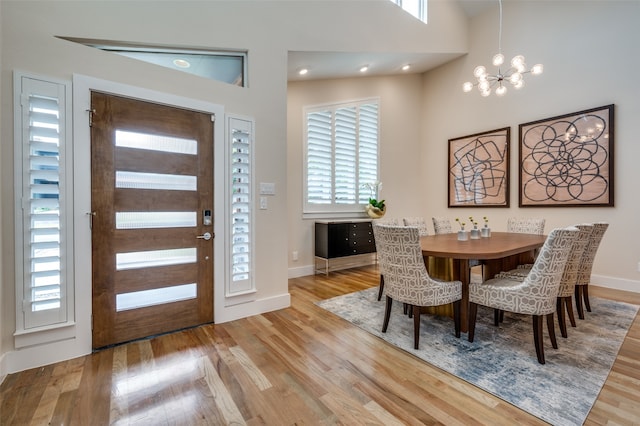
[
  {"x1": 556, "y1": 298, "x2": 568, "y2": 338},
  {"x1": 575, "y1": 286, "x2": 585, "y2": 320},
  {"x1": 468, "y1": 302, "x2": 478, "y2": 342},
  {"x1": 532, "y1": 315, "x2": 545, "y2": 364},
  {"x1": 377, "y1": 275, "x2": 385, "y2": 301},
  {"x1": 453, "y1": 300, "x2": 461, "y2": 338},
  {"x1": 413, "y1": 305, "x2": 421, "y2": 350},
  {"x1": 382, "y1": 296, "x2": 393, "y2": 333},
  {"x1": 493, "y1": 309, "x2": 501, "y2": 326},
  {"x1": 546, "y1": 313, "x2": 558, "y2": 349},
  {"x1": 584, "y1": 285, "x2": 591, "y2": 312},
  {"x1": 565, "y1": 296, "x2": 577, "y2": 328}
]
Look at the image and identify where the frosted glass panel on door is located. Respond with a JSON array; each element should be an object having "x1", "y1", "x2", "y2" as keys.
[
  {"x1": 116, "y1": 212, "x2": 197, "y2": 229},
  {"x1": 116, "y1": 171, "x2": 197, "y2": 191},
  {"x1": 115, "y1": 130, "x2": 197, "y2": 154},
  {"x1": 116, "y1": 283, "x2": 197, "y2": 312},
  {"x1": 116, "y1": 248, "x2": 197, "y2": 270}
]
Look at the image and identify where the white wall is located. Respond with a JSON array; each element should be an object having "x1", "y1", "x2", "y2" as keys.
[
  {"x1": 419, "y1": 1, "x2": 640, "y2": 289},
  {"x1": 0, "y1": 0, "x2": 470, "y2": 374}
]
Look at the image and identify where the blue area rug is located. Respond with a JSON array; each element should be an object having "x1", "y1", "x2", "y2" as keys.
[{"x1": 316, "y1": 287, "x2": 638, "y2": 426}]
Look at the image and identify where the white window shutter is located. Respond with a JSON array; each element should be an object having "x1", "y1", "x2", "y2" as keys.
[
  {"x1": 304, "y1": 99, "x2": 379, "y2": 214},
  {"x1": 15, "y1": 74, "x2": 72, "y2": 330}
]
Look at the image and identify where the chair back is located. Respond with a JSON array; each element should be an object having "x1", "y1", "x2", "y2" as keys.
[
  {"x1": 432, "y1": 217, "x2": 453, "y2": 234},
  {"x1": 403, "y1": 217, "x2": 429, "y2": 236},
  {"x1": 576, "y1": 222, "x2": 609, "y2": 285},
  {"x1": 557, "y1": 224, "x2": 593, "y2": 297},
  {"x1": 518, "y1": 226, "x2": 578, "y2": 314},
  {"x1": 507, "y1": 217, "x2": 546, "y2": 235},
  {"x1": 372, "y1": 224, "x2": 436, "y2": 306}
]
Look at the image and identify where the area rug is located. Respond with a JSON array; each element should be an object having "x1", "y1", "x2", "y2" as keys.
[{"x1": 316, "y1": 287, "x2": 638, "y2": 426}]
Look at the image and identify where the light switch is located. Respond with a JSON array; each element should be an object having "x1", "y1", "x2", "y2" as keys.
[
  {"x1": 259, "y1": 182, "x2": 275, "y2": 195},
  {"x1": 260, "y1": 197, "x2": 268, "y2": 209}
]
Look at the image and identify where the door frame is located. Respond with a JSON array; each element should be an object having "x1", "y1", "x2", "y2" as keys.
[{"x1": 73, "y1": 75, "x2": 225, "y2": 354}]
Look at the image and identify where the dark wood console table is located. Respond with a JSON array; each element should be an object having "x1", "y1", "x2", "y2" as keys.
[{"x1": 314, "y1": 220, "x2": 376, "y2": 274}]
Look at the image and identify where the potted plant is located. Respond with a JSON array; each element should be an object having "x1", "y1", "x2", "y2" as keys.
[{"x1": 363, "y1": 182, "x2": 386, "y2": 219}]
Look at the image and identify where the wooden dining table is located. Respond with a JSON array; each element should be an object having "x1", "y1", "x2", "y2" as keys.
[{"x1": 420, "y1": 232, "x2": 547, "y2": 332}]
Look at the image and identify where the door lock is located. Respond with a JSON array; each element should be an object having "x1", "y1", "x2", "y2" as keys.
[{"x1": 196, "y1": 232, "x2": 213, "y2": 240}]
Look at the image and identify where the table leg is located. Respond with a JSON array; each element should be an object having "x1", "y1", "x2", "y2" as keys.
[{"x1": 455, "y1": 259, "x2": 471, "y2": 333}]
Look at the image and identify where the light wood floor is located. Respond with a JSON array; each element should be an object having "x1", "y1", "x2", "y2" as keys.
[{"x1": 1, "y1": 265, "x2": 639, "y2": 425}]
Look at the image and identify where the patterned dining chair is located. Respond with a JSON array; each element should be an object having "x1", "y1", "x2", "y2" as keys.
[
  {"x1": 373, "y1": 224, "x2": 462, "y2": 350},
  {"x1": 495, "y1": 224, "x2": 593, "y2": 338},
  {"x1": 403, "y1": 217, "x2": 429, "y2": 237},
  {"x1": 468, "y1": 226, "x2": 579, "y2": 364},
  {"x1": 507, "y1": 217, "x2": 546, "y2": 234},
  {"x1": 373, "y1": 218, "x2": 404, "y2": 301},
  {"x1": 432, "y1": 217, "x2": 453, "y2": 235},
  {"x1": 575, "y1": 222, "x2": 609, "y2": 319}
]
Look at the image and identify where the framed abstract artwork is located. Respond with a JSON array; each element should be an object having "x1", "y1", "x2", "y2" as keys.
[
  {"x1": 448, "y1": 127, "x2": 510, "y2": 207},
  {"x1": 519, "y1": 104, "x2": 614, "y2": 207}
]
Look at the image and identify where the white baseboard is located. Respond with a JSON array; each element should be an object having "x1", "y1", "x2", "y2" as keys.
[
  {"x1": 288, "y1": 265, "x2": 315, "y2": 279},
  {"x1": 591, "y1": 274, "x2": 640, "y2": 293}
]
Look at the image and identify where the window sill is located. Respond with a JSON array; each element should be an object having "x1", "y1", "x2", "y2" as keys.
[{"x1": 14, "y1": 321, "x2": 77, "y2": 349}]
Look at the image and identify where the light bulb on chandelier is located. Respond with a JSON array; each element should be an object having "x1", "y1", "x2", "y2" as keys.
[{"x1": 462, "y1": 0, "x2": 543, "y2": 97}]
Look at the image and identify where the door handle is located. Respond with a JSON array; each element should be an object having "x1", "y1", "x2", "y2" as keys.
[{"x1": 196, "y1": 232, "x2": 213, "y2": 240}]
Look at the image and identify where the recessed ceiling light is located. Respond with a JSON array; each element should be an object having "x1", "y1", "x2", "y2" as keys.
[
  {"x1": 173, "y1": 59, "x2": 191, "y2": 68},
  {"x1": 360, "y1": 65, "x2": 369, "y2": 73},
  {"x1": 402, "y1": 64, "x2": 411, "y2": 71},
  {"x1": 299, "y1": 68, "x2": 309, "y2": 75}
]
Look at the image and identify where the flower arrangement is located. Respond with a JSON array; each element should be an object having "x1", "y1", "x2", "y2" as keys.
[
  {"x1": 469, "y1": 216, "x2": 478, "y2": 230},
  {"x1": 483, "y1": 216, "x2": 489, "y2": 227},
  {"x1": 455, "y1": 218, "x2": 466, "y2": 230}
]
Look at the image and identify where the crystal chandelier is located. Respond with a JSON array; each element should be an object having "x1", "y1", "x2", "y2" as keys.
[{"x1": 463, "y1": 0, "x2": 543, "y2": 97}]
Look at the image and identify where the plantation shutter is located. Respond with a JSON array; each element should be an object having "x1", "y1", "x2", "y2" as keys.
[
  {"x1": 358, "y1": 103, "x2": 379, "y2": 204},
  {"x1": 306, "y1": 110, "x2": 333, "y2": 204},
  {"x1": 304, "y1": 99, "x2": 379, "y2": 214},
  {"x1": 15, "y1": 75, "x2": 72, "y2": 330}
]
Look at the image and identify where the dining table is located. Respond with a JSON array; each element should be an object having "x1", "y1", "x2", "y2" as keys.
[{"x1": 420, "y1": 231, "x2": 547, "y2": 332}]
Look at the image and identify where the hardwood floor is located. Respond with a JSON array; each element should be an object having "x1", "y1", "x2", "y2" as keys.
[{"x1": 1, "y1": 265, "x2": 639, "y2": 425}]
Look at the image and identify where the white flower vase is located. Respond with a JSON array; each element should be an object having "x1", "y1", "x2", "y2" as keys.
[
  {"x1": 481, "y1": 225, "x2": 491, "y2": 238},
  {"x1": 457, "y1": 230, "x2": 468, "y2": 241},
  {"x1": 470, "y1": 227, "x2": 481, "y2": 239},
  {"x1": 365, "y1": 204, "x2": 386, "y2": 219}
]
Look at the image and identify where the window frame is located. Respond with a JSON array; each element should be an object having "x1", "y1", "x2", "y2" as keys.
[
  {"x1": 13, "y1": 71, "x2": 75, "y2": 346},
  {"x1": 303, "y1": 98, "x2": 380, "y2": 219}
]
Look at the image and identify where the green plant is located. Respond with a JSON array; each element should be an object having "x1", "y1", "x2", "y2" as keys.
[{"x1": 368, "y1": 198, "x2": 385, "y2": 210}]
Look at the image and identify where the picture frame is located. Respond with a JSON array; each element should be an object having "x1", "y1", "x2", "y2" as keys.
[
  {"x1": 519, "y1": 104, "x2": 614, "y2": 207},
  {"x1": 448, "y1": 127, "x2": 510, "y2": 207}
]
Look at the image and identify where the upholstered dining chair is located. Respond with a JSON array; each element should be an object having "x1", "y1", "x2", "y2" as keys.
[
  {"x1": 495, "y1": 224, "x2": 593, "y2": 338},
  {"x1": 374, "y1": 218, "x2": 404, "y2": 300},
  {"x1": 507, "y1": 217, "x2": 546, "y2": 234},
  {"x1": 373, "y1": 224, "x2": 462, "y2": 350},
  {"x1": 432, "y1": 217, "x2": 453, "y2": 235},
  {"x1": 575, "y1": 222, "x2": 609, "y2": 319},
  {"x1": 403, "y1": 217, "x2": 429, "y2": 237},
  {"x1": 468, "y1": 226, "x2": 579, "y2": 364}
]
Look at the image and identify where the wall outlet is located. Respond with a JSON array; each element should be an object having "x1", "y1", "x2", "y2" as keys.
[{"x1": 292, "y1": 251, "x2": 299, "y2": 261}]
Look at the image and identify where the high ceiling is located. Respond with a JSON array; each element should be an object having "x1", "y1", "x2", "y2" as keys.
[{"x1": 287, "y1": 0, "x2": 495, "y2": 82}]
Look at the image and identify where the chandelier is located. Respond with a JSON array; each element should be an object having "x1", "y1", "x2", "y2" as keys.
[{"x1": 463, "y1": 0, "x2": 543, "y2": 97}]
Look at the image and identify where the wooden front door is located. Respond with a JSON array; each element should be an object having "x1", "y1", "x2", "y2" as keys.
[{"x1": 90, "y1": 92, "x2": 214, "y2": 349}]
